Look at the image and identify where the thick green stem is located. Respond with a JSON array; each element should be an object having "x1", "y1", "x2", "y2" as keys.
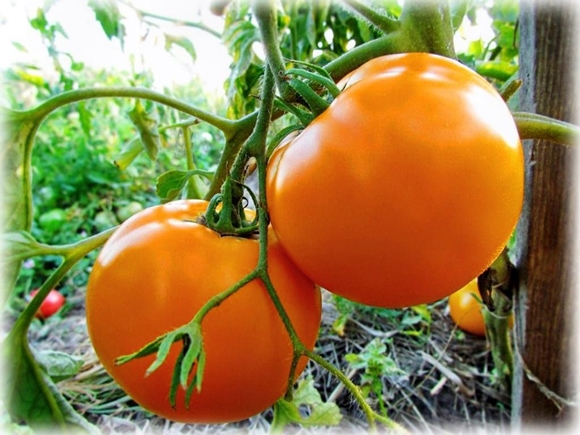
[
  {"x1": 398, "y1": 0, "x2": 457, "y2": 58},
  {"x1": 484, "y1": 296, "x2": 514, "y2": 392},
  {"x1": 11, "y1": 227, "x2": 116, "y2": 334},
  {"x1": 340, "y1": 0, "x2": 400, "y2": 34},
  {"x1": 480, "y1": 249, "x2": 514, "y2": 392},
  {"x1": 513, "y1": 111, "x2": 579, "y2": 146},
  {"x1": 204, "y1": 113, "x2": 258, "y2": 198},
  {"x1": 230, "y1": 67, "x2": 276, "y2": 181},
  {"x1": 182, "y1": 126, "x2": 204, "y2": 200},
  {"x1": 324, "y1": 35, "x2": 403, "y2": 82},
  {"x1": 252, "y1": 0, "x2": 291, "y2": 98},
  {"x1": 23, "y1": 87, "x2": 237, "y2": 138}
]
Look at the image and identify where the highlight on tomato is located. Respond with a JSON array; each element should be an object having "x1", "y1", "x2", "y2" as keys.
[
  {"x1": 86, "y1": 200, "x2": 321, "y2": 423},
  {"x1": 266, "y1": 52, "x2": 524, "y2": 309}
]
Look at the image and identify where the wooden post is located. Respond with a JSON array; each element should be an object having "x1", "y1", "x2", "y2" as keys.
[{"x1": 512, "y1": 0, "x2": 579, "y2": 430}]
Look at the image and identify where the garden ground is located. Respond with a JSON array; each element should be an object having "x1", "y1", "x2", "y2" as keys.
[{"x1": 23, "y1": 288, "x2": 510, "y2": 434}]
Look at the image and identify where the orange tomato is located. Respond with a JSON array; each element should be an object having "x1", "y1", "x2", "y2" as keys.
[
  {"x1": 86, "y1": 200, "x2": 321, "y2": 423},
  {"x1": 448, "y1": 280, "x2": 486, "y2": 336},
  {"x1": 267, "y1": 53, "x2": 523, "y2": 308}
]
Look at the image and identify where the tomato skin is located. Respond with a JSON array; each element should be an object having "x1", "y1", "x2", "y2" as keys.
[
  {"x1": 86, "y1": 200, "x2": 321, "y2": 423},
  {"x1": 448, "y1": 280, "x2": 486, "y2": 336},
  {"x1": 30, "y1": 289, "x2": 65, "y2": 318},
  {"x1": 267, "y1": 53, "x2": 524, "y2": 308}
]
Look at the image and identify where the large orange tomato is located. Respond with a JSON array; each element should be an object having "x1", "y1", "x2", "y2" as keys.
[
  {"x1": 448, "y1": 279, "x2": 486, "y2": 336},
  {"x1": 267, "y1": 53, "x2": 523, "y2": 308},
  {"x1": 86, "y1": 200, "x2": 321, "y2": 423}
]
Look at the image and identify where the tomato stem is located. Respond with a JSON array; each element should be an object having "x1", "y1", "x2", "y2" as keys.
[
  {"x1": 304, "y1": 348, "x2": 407, "y2": 433},
  {"x1": 480, "y1": 249, "x2": 515, "y2": 392},
  {"x1": 398, "y1": 0, "x2": 457, "y2": 58},
  {"x1": 340, "y1": 0, "x2": 401, "y2": 35},
  {"x1": 513, "y1": 111, "x2": 580, "y2": 146},
  {"x1": 252, "y1": 0, "x2": 291, "y2": 99},
  {"x1": 9, "y1": 227, "x2": 115, "y2": 335}
]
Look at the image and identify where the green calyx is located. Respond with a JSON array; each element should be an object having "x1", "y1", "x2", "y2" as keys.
[{"x1": 203, "y1": 178, "x2": 259, "y2": 237}]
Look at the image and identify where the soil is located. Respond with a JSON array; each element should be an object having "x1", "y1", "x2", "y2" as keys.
[{"x1": 22, "y1": 289, "x2": 511, "y2": 434}]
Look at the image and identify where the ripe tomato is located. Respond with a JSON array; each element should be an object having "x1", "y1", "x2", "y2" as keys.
[
  {"x1": 267, "y1": 53, "x2": 523, "y2": 308},
  {"x1": 448, "y1": 280, "x2": 486, "y2": 336},
  {"x1": 86, "y1": 200, "x2": 321, "y2": 423},
  {"x1": 30, "y1": 289, "x2": 65, "y2": 319}
]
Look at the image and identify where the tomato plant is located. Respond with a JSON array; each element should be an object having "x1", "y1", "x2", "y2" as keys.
[
  {"x1": 29, "y1": 289, "x2": 65, "y2": 319},
  {"x1": 86, "y1": 200, "x2": 321, "y2": 423},
  {"x1": 267, "y1": 53, "x2": 524, "y2": 308},
  {"x1": 4, "y1": 0, "x2": 579, "y2": 432}
]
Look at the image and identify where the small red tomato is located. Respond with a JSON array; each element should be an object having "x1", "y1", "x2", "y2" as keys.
[{"x1": 30, "y1": 289, "x2": 66, "y2": 319}]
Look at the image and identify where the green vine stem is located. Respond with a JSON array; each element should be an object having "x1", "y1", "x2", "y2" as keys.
[
  {"x1": 398, "y1": 0, "x2": 457, "y2": 57},
  {"x1": 251, "y1": 0, "x2": 291, "y2": 99},
  {"x1": 20, "y1": 87, "x2": 237, "y2": 138},
  {"x1": 340, "y1": 0, "x2": 400, "y2": 34},
  {"x1": 181, "y1": 126, "x2": 205, "y2": 199},
  {"x1": 513, "y1": 111, "x2": 579, "y2": 146},
  {"x1": 480, "y1": 249, "x2": 515, "y2": 393},
  {"x1": 8, "y1": 227, "x2": 116, "y2": 337}
]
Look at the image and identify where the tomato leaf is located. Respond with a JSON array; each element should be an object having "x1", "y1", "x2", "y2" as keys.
[
  {"x1": 88, "y1": 0, "x2": 125, "y2": 42},
  {"x1": 77, "y1": 101, "x2": 92, "y2": 138},
  {"x1": 156, "y1": 169, "x2": 214, "y2": 203},
  {"x1": 3, "y1": 329, "x2": 98, "y2": 433},
  {"x1": 33, "y1": 350, "x2": 84, "y2": 383},
  {"x1": 180, "y1": 323, "x2": 202, "y2": 388},
  {"x1": 128, "y1": 100, "x2": 160, "y2": 161},
  {"x1": 184, "y1": 347, "x2": 205, "y2": 408},
  {"x1": 1, "y1": 109, "x2": 42, "y2": 301},
  {"x1": 1, "y1": 231, "x2": 50, "y2": 264},
  {"x1": 114, "y1": 136, "x2": 143, "y2": 170},
  {"x1": 164, "y1": 34, "x2": 197, "y2": 63},
  {"x1": 272, "y1": 377, "x2": 342, "y2": 431},
  {"x1": 115, "y1": 332, "x2": 175, "y2": 366},
  {"x1": 169, "y1": 344, "x2": 186, "y2": 409},
  {"x1": 145, "y1": 331, "x2": 179, "y2": 376},
  {"x1": 195, "y1": 347, "x2": 206, "y2": 392}
]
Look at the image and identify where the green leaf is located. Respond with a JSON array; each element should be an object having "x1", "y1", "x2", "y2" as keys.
[
  {"x1": 184, "y1": 347, "x2": 205, "y2": 407},
  {"x1": 410, "y1": 304, "x2": 432, "y2": 324},
  {"x1": 88, "y1": 0, "x2": 124, "y2": 41},
  {"x1": 4, "y1": 329, "x2": 98, "y2": 433},
  {"x1": 146, "y1": 331, "x2": 179, "y2": 376},
  {"x1": 12, "y1": 41, "x2": 28, "y2": 52},
  {"x1": 1, "y1": 231, "x2": 49, "y2": 265},
  {"x1": 156, "y1": 169, "x2": 213, "y2": 203},
  {"x1": 272, "y1": 377, "x2": 342, "y2": 432},
  {"x1": 475, "y1": 61, "x2": 518, "y2": 82},
  {"x1": 180, "y1": 324, "x2": 202, "y2": 388},
  {"x1": 34, "y1": 350, "x2": 84, "y2": 383},
  {"x1": 1, "y1": 108, "x2": 41, "y2": 301},
  {"x1": 77, "y1": 101, "x2": 92, "y2": 138},
  {"x1": 114, "y1": 136, "x2": 143, "y2": 170},
  {"x1": 164, "y1": 34, "x2": 197, "y2": 63},
  {"x1": 128, "y1": 100, "x2": 160, "y2": 160}
]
